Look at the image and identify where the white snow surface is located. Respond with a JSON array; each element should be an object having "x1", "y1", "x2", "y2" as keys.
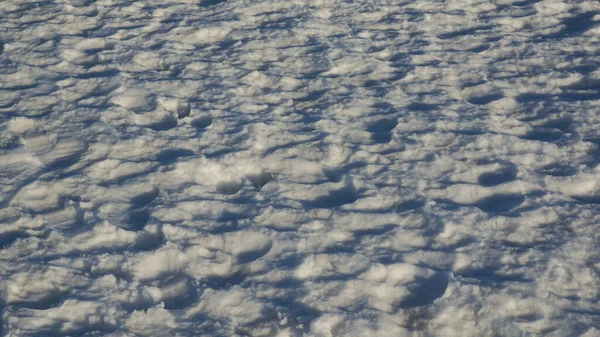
[{"x1": 1, "y1": 0, "x2": 600, "y2": 336}]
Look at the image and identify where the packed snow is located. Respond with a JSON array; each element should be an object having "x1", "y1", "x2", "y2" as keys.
[{"x1": 2, "y1": 0, "x2": 600, "y2": 336}]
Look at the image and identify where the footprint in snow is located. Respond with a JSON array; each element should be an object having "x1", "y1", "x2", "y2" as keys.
[
  {"x1": 150, "y1": 275, "x2": 198, "y2": 310},
  {"x1": 366, "y1": 117, "x2": 398, "y2": 144},
  {"x1": 215, "y1": 178, "x2": 244, "y2": 195},
  {"x1": 224, "y1": 232, "x2": 273, "y2": 264},
  {"x1": 476, "y1": 161, "x2": 517, "y2": 187},
  {"x1": 191, "y1": 115, "x2": 213, "y2": 129}
]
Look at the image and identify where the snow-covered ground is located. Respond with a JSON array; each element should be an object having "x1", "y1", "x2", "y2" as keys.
[{"x1": 2, "y1": 0, "x2": 600, "y2": 335}]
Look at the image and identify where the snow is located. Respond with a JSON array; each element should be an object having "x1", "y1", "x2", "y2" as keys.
[{"x1": 2, "y1": 0, "x2": 600, "y2": 335}]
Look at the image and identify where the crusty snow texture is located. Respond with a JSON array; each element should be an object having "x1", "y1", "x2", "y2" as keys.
[{"x1": 2, "y1": 0, "x2": 600, "y2": 336}]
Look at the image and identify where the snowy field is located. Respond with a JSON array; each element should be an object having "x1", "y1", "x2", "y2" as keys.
[{"x1": 2, "y1": 0, "x2": 600, "y2": 335}]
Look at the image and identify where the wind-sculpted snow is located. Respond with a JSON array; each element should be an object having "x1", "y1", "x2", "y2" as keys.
[{"x1": 2, "y1": 0, "x2": 600, "y2": 336}]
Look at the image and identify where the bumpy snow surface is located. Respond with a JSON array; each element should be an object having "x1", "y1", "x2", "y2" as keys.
[{"x1": 2, "y1": 0, "x2": 600, "y2": 336}]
